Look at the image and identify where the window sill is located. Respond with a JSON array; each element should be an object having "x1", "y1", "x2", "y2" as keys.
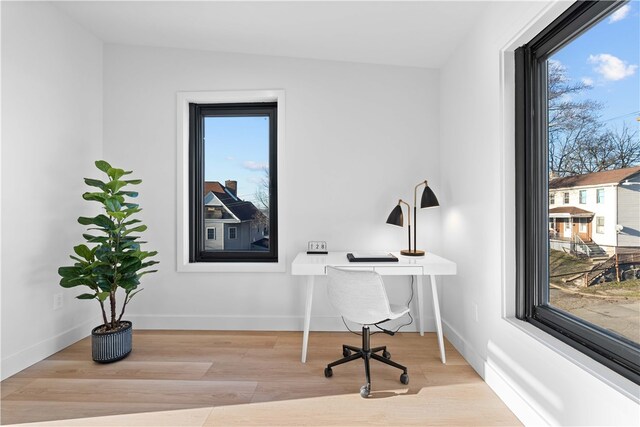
[
  {"x1": 504, "y1": 316, "x2": 639, "y2": 403},
  {"x1": 177, "y1": 260, "x2": 286, "y2": 273}
]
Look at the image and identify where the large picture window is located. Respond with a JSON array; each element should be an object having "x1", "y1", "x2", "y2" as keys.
[
  {"x1": 189, "y1": 102, "x2": 278, "y2": 263},
  {"x1": 515, "y1": 0, "x2": 639, "y2": 383}
]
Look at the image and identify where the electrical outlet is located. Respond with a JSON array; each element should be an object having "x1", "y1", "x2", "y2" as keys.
[
  {"x1": 472, "y1": 302, "x2": 479, "y2": 323},
  {"x1": 53, "y1": 293, "x2": 63, "y2": 310}
]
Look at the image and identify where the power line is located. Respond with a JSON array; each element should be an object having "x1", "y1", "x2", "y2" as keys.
[{"x1": 600, "y1": 110, "x2": 640, "y2": 123}]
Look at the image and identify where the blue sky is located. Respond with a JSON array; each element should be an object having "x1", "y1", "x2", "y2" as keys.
[
  {"x1": 204, "y1": 116, "x2": 270, "y2": 203},
  {"x1": 550, "y1": 2, "x2": 639, "y2": 130}
]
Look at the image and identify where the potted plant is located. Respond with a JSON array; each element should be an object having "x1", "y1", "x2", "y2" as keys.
[{"x1": 58, "y1": 160, "x2": 158, "y2": 363}]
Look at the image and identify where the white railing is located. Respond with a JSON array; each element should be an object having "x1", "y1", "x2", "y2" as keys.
[{"x1": 572, "y1": 234, "x2": 591, "y2": 257}]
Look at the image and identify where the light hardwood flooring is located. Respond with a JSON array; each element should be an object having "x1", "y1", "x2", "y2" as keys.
[{"x1": 0, "y1": 330, "x2": 521, "y2": 426}]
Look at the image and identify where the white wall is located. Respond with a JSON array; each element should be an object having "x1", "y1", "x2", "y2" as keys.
[
  {"x1": 1, "y1": 1, "x2": 103, "y2": 379},
  {"x1": 439, "y1": 1, "x2": 639, "y2": 425},
  {"x1": 103, "y1": 44, "x2": 441, "y2": 332}
]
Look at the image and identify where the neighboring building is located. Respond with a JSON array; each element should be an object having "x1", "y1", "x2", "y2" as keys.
[
  {"x1": 203, "y1": 180, "x2": 268, "y2": 251},
  {"x1": 549, "y1": 166, "x2": 640, "y2": 252}
]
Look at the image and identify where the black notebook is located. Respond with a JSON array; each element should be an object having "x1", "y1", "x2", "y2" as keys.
[{"x1": 347, "y1": 252, "x2": 398, "y2": 262}]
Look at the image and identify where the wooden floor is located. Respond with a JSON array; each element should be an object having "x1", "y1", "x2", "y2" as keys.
[{"x1": 0, "y1": 330, "x2": 520, "y2": 426}]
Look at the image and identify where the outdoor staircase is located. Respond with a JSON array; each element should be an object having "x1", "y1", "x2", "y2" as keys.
[
  {"x1": 585, "y1": 242, "x2": 608, "y2": 259},
  {"x1": 586, "y1": 252, "x2": 640, "y2": 286}
]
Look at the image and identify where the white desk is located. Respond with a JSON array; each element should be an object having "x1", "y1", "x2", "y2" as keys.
[{"x1": 291, "y1": 251, "x2": 457, "y2": 363}]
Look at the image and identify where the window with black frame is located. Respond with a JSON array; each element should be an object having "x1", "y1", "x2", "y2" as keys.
[
  {"x1": 189, "y1": 102, "x2": 278, "y2": 263},
  {"x1": 515, "y1": 0, "x2": 639, "y2": 382}
]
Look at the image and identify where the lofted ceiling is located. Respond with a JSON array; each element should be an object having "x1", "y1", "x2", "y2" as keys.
[{"x1": 53, "y1": 1, "x2": 488, "y2": 68}]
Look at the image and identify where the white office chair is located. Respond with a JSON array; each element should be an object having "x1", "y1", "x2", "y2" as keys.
[{"x1": 323, "y1": 266, "x2": 410, "y2": 397}]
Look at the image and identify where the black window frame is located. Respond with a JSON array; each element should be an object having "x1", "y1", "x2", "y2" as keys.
[
  {"x1": 189, "y1": 102, "x2": 278, "y2": 263},
  {"x1": 515, "y1": 0, "x2": 639, "y2": 383}
]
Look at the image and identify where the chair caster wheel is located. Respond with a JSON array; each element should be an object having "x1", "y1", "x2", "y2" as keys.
[
  {"x1": 383, "y1": 350, "x2": 391, "y2": 359},
  {"x1": 324, "y1": 367, "x2": 333, "y2": 378},
  {"x1": 343, "y1": 348, "x2": 351, "y2": 357},
  {"x1": 400, "y1": 373, "x2": 409, "y2": 385},
  {"x1": 360, "y1": 384, "x2": 370, "y2": 398}
]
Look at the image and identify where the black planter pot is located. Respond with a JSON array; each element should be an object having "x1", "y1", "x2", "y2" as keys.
[{"x1": 91, "y1": 321, "x2": 132, "y2": 363}]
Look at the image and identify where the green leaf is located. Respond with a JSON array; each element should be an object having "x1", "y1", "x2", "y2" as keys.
[
  {"x1": 120, "y1": 259, "x2": 142, "y2": 275},
  {"x1": 126, "y1": 288, "x2": 143, "y2": 302},
  {"x1": 84, "y1": 178, "x2": 107, "y2": 191},
  {"x1": 95, "y1": 160, "x2": 112, "y2": 173},
  {"x1": 69, "y1": 255, "x2": 86, "y2": 264},
  {"x1": 137, "y1": 270, "x2": 158, "y2": 278},
  {"x1": 78, "y1": 215, "x2": 115, "y2": 230},
  {"x1": 82, "y1": 192, "x2": 107, "y2": 202},
  {"x1": 82, "y1": 234, "x2": 108, "y2": 244},
  {"x1": 97, "y1": 291, "x2": 110, "y2": 302},
  {"x1": 96, "y1": 279, "x2": 112, "y2": 292},
  {"x1": 123, "y1": 225, "x2": 147, "y2": 236},
  {"x1": 105, "y1": 180, "x2": 127, "y2": 194},
  {"x1": 119, "y1": 277, "x2": 139, "y2": 291},
  {"x1": 95, "y1": 160, "x2": 111, "y2": 173},
  {"x1": 104, "y1": 198, "x2": 121, "y2": 212},
  {"x1": 141, "y1": 260, "x2": 159, "y2": 268},
  {"x1": 138, "y1": 250, "x2": 158, "y2": 260},
  {"x1": 107, "y1": 211, "x2": 126, "y2": 220},
  {"x1": 73, "y1": 244, "x2": 93, "y2": 261},
  {"x1": 122, "y1": 219, "x2": 141, "y2": 226},
  {"x1": 118, "y1": 191, "x2": 139, "y2": 198},
  {"x1": 107, "y1": 167, "x2": 126, "y2": 181},
  {"x1": 58, "y1": 266, "x2": 82, "y2": 278},
  {"x1": 76, "y1": 293, "x2": 96, "y2": 300},
  {"x1": 124, "y1": 179, "x2": 142, "y2": 185}
]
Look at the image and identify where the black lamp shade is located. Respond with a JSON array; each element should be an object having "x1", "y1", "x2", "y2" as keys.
[
  {"x1": 420, "y1": 186, "x2": 439, "y2": 208},
  {"x1": 386, "y1": 204, "x2": 404, "y2": 227}
]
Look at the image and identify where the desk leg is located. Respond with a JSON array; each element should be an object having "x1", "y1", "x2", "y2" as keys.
[
  {"x1": 430, "y1": 274, "x2": 446, "y2": 364},
  {"x1": 415, "y1": 275, "x2": 424, "y2": 336},
  {"x1": 301, "y1": 276, "x2": 314, "y2": 363}
]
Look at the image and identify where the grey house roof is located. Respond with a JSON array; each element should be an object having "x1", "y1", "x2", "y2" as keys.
[{"x1": 204, "y1": 181, "x2": 265, "y2": 222}]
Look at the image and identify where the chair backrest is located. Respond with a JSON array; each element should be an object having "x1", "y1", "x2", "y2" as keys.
[{"x1": 326, "y1": 267, "x2": 392, "y2": 325}]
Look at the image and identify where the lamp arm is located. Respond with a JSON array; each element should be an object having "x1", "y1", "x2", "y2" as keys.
[
  {"x1": 413, "y1": 180, "x2": 428, "y2": 254},
  {"x1": 398, "y1": 199, "x2": 411, "y2": 253}
]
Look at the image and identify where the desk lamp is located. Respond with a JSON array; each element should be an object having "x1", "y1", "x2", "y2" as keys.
[{"x1": 386, "y1": 180, "x2": 439, "y2": 256}]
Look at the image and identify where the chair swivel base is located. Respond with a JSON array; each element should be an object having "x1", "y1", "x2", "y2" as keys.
[{"x1": 323, "y1": 325, "x2": 409, "y2": 398}]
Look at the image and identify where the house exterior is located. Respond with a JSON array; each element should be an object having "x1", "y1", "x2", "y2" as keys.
[
  {"x1": 203, "y1": 180, "x2": 268, "y2": 251},
  {"x1": 549, "y1": 166, "x2": 640, "y2": 253}
]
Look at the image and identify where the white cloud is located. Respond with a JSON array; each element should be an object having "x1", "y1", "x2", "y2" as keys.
[
  {"x1": 609, "y1": 5, "x2": 630, "y2": 23},
  {"x1": 226, "y1": 156, "x2": 235, "y2": 161},
  {"x1": 242, "y1": 161, "x2": 268, "y2": 171},
  {"x1": 581, "y1": 77, "x2": 594, "y2": 86},
  {"x1": 588, "y1": 53, "x2": 637, "y2": 81}
]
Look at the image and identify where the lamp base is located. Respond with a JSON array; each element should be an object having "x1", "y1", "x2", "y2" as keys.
[{"x1": 400, "y1": 249, "x2": 425, "y2": 257}]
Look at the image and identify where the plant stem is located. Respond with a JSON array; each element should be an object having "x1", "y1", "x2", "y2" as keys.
[
  {"x1": 117, "y1": 295, "x2": 128, "y2": 323},
  {"x1": 109, "y1": 292, "x2": 116, "y2": 329},
  {"x1": 98, "y1": 299, "x2": 108, "y2": 325}
]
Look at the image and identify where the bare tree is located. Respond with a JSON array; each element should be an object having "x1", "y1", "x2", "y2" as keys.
[
  {"x1": 547, "y1": 60, "x2": 639, "y2": 176},
  {"x1": 253, "y1": 167, "x2": 270, "y2": 212},
  {"x1": 607, "y1": 124, "x2": 640, "y2": 169}
]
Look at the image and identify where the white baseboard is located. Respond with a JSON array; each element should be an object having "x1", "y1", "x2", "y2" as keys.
[
  {"x1": 484, "y1": 359, "x2": 549, "y2": 426},
  {"x1": 1, "y1": 320, "x2": 93, "y2": 380},
  {"x1": 126, "y1": 314, "x2": 433, "y2": 333},
  {"x1": 442, "y1": 319, "x2": 548, "y2": 426},
  {"x1": 441, "y1": 319, "x2": 485, "y2": 376}
]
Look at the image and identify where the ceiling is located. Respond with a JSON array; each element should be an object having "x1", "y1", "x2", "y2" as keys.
[{"x1": 53, "y1": 1, "x2": 488, "y2": 68}]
